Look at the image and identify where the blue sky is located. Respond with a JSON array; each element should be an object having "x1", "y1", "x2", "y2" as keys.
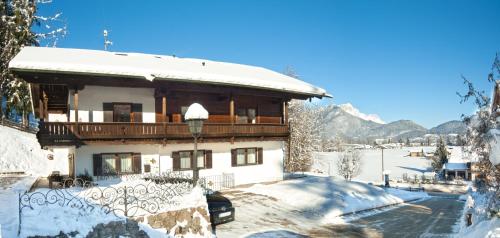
[{"x1": 37, "y1": 0, "x2": 500, "y2": 128}]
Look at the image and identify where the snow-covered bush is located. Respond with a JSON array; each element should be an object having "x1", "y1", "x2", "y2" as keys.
[{"x1": 336, "y1": 150, "x2": 363, "y2": 181}]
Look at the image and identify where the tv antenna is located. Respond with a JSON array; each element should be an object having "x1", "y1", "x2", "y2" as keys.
[{"x1": 103, "y1": 29, "x2": 113, "y2": 51}]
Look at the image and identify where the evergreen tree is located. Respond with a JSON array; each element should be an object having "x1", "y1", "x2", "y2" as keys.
[
  {"x1": 0, "y1": 0, "x2": 66, "y2": 121},
  {"x1": 431, "y1": 137, "x2": 448, "y2": 172}
]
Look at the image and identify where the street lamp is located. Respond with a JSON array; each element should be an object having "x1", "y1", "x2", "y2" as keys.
[{"x1": 185, "y1": 103, "x2": 209, "y2": 185}]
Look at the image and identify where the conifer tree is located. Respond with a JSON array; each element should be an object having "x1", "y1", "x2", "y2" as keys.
[{"x1": 0, "y1": 0, "x2": 66, "y2": 121}]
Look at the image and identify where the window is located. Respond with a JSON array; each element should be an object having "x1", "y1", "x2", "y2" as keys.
[
  {"x1": 114, "y1": 104, "x2": 131, "y2": 122},
  {"x1": 102, "y1": 154, "x2": 117, "y2": 174},
  {"x1": 103, "y1": 103, "x2": 142, "y2": 122},
  {"x1": 173, "y1": 150, "x2": 212, "y2": 171},
  {"x1": 181, "y1": 106, "x2": 189, "y2": 122},
  {"x1": 247, "y1": 148, "x2": 257, "y2": 164},
  {"x1": 237, "y1": 149, "x2": 246, "y2": 165},
  {"x1": 232, "y1": 148, "x2": 262, "y2": 166},
  {"x1": 196, "y1": 151, "x2": 205, "y2": 168},
  {"x1": 180, "y1": 151, "x2": 191, "y2": 170},
  {"x1": 236, "y1": 108, "x2": 257, "y2": 124},
  {"x1": 120, "y1": 154, "x2": 133, "y2": 173},
  {"x1": 95, "y1": 153, "x2": 140, "y2": 176}
]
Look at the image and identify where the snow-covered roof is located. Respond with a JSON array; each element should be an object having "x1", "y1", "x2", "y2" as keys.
[
  {"x1": 443, "y1": 162, "x2": 468, "y2": 171},
  {"x1": 9, "y1": 47, "x2": 329, "y2": 98}
]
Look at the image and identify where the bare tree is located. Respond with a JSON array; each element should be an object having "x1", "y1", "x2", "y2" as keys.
[
  {"x1": 286, "y1": 99, "x2": 324, "y2": 172},
  {"x1": 283, "y1": 67, "x2": 325, "y2": 172},
  {"x1": 336, "y1": 150, "x2": 363, "y2": 181},
  {"x1": 457, "y1": 54, "x2": 500, "y2": 191}
]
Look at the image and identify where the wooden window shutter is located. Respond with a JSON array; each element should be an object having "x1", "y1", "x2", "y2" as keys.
[
  {"x1": 92, "y1": 154, "x2": 102, "y2": 176},
  {"x1": 205, "y1": 150, "x2": 212, "y2": 169},
  {"x1": 132, "y1": 153, "x2": 141, "y2": 173},
  {"x1": 172, "y1": 151, "x2": 180, "y2": 171},
  {"x1": 231, "y1": 149, "x2": 237, "y2": 167},
  {"x1": 257, "y1": 148, "x2": 263, "y2": 164},
  {"x1": 103, "y1": 103, "x2": 113, "y2": 122},
  {"x1": 132, "y1": 104, "x2": 143, "y2": 122}
]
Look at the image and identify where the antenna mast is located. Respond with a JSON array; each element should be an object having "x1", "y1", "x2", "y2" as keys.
[{"x1": 103, "y1": 30, "x2": 113, "y2": 51}]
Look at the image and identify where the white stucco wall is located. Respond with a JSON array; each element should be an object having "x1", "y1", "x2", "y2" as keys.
[
  {"x1": 46, "y1": 146, "x2": 74, "y2": 175},
  {"x1": 48, "y1": 113, "x2": 68, "y2": 122},
  {"x1": 74, "y1": 141, "x2": 285, "y2": 185},
  {"x1": 67, "y1": 85, "x2": 156, "y2": 123}
]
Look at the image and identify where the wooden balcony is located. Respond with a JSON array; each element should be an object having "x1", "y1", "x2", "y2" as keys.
[{"x1": 38, "y1": 122, "x2": 289, "y2": 146}]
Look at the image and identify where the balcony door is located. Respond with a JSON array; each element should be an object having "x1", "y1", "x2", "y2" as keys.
[
  {"x1": 113, "y1": 104, "x2": 132, "y2": 122},
  {"x1": 103, "y1": 102, "x2": 142, "y2": 122}
]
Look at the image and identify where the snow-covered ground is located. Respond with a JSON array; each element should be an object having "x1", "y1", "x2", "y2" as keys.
[
  {"x1": 217, "y1": 175, "x2": 428, "y2": 237},
  {"x1": 313, "y1": 146, "x2": 468, "y2": 182},
  {"x1": 455, "y1": 188, "x2": 500, "y2": 237},
  {"x1": 0, "y1": 175, "x2": 37, "y2": 238},
  {"x1": 0, "y1": 125, "x2": 59, "y2": 176}
]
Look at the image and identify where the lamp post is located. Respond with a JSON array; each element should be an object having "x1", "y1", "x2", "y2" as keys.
[
  {"x1": 375, "y1": 144, "x2": 387, "y2": 182},
  {"x1": 185, "y1": 103, "x2": 209, "y2": 185}
]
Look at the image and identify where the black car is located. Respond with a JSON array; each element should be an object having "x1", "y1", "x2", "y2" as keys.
[{"x1": 206, "y1": 192, "x2": 235, "y2": 225}]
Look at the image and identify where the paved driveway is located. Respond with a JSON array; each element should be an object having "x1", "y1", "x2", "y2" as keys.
[
  {"x1": 315, "y1": 194, "x2": 464, "y2": 238},
  {"x1": 215, "y1": 191, "x2": 464, "y2": 238}
]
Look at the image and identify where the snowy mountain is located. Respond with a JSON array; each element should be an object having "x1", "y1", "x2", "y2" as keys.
[
  {"x1": 337, "y1": 103, "x2": 385, "y2": 124},
  {"x1": 428, "y1": 120, "x2": 466, "y2": 135},
  {"x1": 322, "y1": 104, "x2": 382, "y2": 141},
  {"x1": 321, "y1": 104, "x2": 465, "y2": 143}
]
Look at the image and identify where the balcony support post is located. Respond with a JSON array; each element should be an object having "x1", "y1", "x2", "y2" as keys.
[
  {"x1": 162, "y1": 95, "x2": 167, "y2": 122},
  {"x1": 229, "y1": 94, "x2": 235, "y2": 144},
  {"x1": 39, "y1": 98, "x2": 44, "y2": 121},
  {"x1": 229, "y1": 94, "x2": 234, "y2": 124},
  {"x1": 282, "y1": 100, "x2": 289, "y2": 125},
  {"x1": 74, "y1": 88, "x2": 79, "y2": 135},
  {"x1": 43, "y1": 91, "x2": 48, "y2": 120}
]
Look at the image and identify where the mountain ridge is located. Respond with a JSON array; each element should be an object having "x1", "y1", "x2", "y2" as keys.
[{"x1": 321, "y1": 104, "x2": 465, "y2": 143}]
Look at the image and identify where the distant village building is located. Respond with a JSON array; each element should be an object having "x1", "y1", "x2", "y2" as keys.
[
  {"x1": 409, "y1": 149, "x2": 425, "y2": 157},
  {"x1": 443, "y1": 162, "x2": 472, "y2": 181}
]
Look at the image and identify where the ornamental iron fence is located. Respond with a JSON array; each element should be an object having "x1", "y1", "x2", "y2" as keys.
[{"x1": 18, "y1": 173, "x2": 194, "y2": 236}]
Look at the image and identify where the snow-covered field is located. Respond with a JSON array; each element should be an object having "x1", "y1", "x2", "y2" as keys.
[
  {"x1": 217, "y1": 175, "x2": 428, "y2": 237},
  {"x1": 313, "y1": 146, "x2": 467, "y2": 182}
]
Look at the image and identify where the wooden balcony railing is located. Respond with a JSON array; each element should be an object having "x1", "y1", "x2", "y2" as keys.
[{"x1": 38, "y1": 122, "x2": 289, "y2": 146}]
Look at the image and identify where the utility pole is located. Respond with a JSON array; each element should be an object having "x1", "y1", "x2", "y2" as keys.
[{"x1": 381, "y1": 147, "x2": 385, "y2": 181}]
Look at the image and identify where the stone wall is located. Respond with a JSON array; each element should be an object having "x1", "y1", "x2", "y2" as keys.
[
  {"x1": 28, "y1": 220, "x2": 148, "y2": 238},
  {"x1": 29, "y1": 206, "x2": 212, "y2": 238},
  {"x1": 145, "y1": 205, "x2": 212, "y2": 237}
]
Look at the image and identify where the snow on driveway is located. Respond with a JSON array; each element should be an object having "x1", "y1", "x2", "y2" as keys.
[{"x1": 216, "y1": 175, "x2": 428, "y2": 237}]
